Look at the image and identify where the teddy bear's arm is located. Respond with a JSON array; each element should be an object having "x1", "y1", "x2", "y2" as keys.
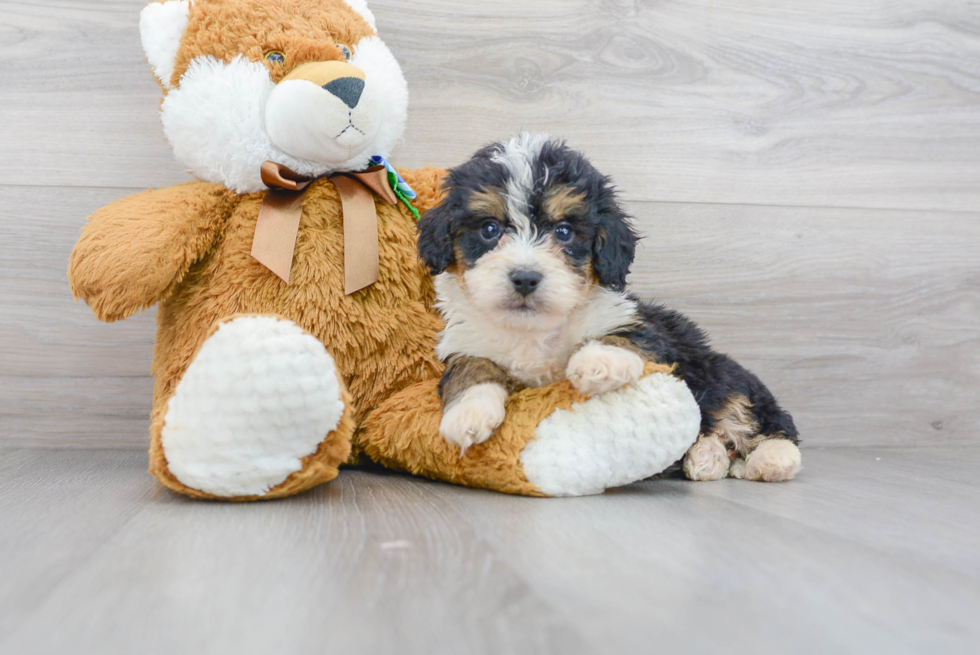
[
  {"x1": 68, "y1": 181, "x2": 234, "y2": 323},
  {"x1": 396, "y1": 167, "x2": 449, "y2": 216}
]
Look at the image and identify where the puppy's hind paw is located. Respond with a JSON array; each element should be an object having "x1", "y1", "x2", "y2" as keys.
[
  {"x1": 567, "y1": 342, "x2": 645, "y2": 396},
  {"x1": 439, "y1": 383, "x2": 509, "y2": 455}
]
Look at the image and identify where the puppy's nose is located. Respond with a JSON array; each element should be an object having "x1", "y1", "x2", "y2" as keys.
[
  {"x1": 510, "y1": 270, "x2": 543, "y2": 297},
  {"x1": 323, "y1": 77, "x2": 365, "y2": 108}
]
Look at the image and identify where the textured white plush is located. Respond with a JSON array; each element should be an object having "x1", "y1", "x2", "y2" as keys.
[
  {"x1": 161, "y1": 316, "x2": 346, "y2": 497},
  {"x1": 139, "y1": 1, "x2": 190, "y2": 89},
  {"x1": 520, "y1": 372, "x2": 701, "y2": 497},
  {"x1": 159, "y1": 36, "x2": 408, "y2": 193},
  {"x1": 342, "y1": 0, "x2": 377, "y2": 30}
]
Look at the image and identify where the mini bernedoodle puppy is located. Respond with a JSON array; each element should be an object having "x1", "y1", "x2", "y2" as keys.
[{"x1": 417, "y1": 134, "x2": 802, "y2": 482}]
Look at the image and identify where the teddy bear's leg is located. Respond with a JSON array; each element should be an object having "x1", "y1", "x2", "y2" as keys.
[
  {"x1": 149, "y1": 315, "x2": 355, "y2": 501},
  {"x1": 359, "y1": 363, "x2": 701, "y2": 497}
]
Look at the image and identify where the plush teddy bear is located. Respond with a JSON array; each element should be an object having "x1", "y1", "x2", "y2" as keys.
[{"x1": 67, "y1": 0, "x2": 702, "y2": 500}]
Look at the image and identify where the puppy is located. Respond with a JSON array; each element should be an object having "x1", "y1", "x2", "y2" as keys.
[{"x1": 417, "y1": 134, "x2": 802, "y2": 482}]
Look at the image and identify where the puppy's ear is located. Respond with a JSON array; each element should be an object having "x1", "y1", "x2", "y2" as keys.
[
  {"x1": 593, "y1": 208, "x2": 637, "y2": 291},
  {"x1": 417, "y1": 202, "x2": 456, "y2": 275}
]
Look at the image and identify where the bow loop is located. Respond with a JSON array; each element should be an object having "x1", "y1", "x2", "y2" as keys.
[
  {"x1": 250, "y1": 160, "x2": 411, "y2": 294},
  {"x1": 260, "y1": 161, "x2": 313, "y2": 192}
]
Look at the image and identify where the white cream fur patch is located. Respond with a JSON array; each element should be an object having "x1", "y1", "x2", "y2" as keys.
[
  {"x1": 439, "y1": 383, "x2": 509, "y2": 454},
  {"x1": 682, "y1": 434, "x2": 732, "y2": 481},
  {"x1": 436, "y1": 274, "x2": 639, "y2": 388},
  {"x1": 161, "y1": 316, "x2": 346, "y2": 498},
  {"x1": 521, "y1": 372, "x2": 701, "y2": 497},
  {"x1": 159, "y1": 35, "x2": 407, "y2": 193},
  {"x1": 566, "y1": 341, "x2": 645, "y2": 396},
  {"x1": 744, "y1": 439, "x2": 802, "y2": 482},
  {"x1": 490, "y1": 133, "x2": 552, "y2": 239},
  {"x1": 139, "y1": 0, "x2": 190, "y2": 89}
]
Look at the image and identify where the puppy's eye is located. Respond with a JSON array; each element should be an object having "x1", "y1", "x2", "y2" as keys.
[
  {"x1": 480, "y1": 220, "x2": 501, "y2": 241},
  {"x1": 265, "y1": 50, "x2": 286, "y2": 65},
  {"x1": 553, "y1": 223, "x2": 574, "y2": 243},
  {"x1": 337, "y1": 44, "x2": 354, "y2": 62}
]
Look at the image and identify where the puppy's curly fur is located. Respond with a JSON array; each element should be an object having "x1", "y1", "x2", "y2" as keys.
[{"x1": 418, "y1": 134, "x2": 801, "y2": 480}]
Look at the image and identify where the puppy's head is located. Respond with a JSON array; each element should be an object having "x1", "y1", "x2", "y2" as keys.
[{"x1": 418, "y1": 133, "x2": 637, "y2": 330}]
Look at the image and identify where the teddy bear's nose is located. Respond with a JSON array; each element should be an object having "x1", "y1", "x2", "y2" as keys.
[{"x1": 322, "y1": 77, "x2": 365, "y2": 108}]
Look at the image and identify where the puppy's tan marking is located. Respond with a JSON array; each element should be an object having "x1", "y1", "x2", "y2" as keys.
[
  {"x1": 439, "y1": 356, "x2": 522, "y2": 454},
  {"x1": 440, "y1": 355, "x2": 523, "y2": 408},
  {"x1": 542, "y1": 185, "x2": 587, "y2": 223},
  {"x1": 712, "y1": 394, "x2": 763, "y2": 457},
  {"x1": 466, "y1": 188, "x2": 508, "y2": 222}
]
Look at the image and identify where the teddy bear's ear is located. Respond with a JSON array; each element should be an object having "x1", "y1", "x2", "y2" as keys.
[
  {"x1": 342, "y1": 0, "x2": 378, "y2": 31},
  {"x1": 139, "y1": 0, "x2": 190, "y2": 89}
]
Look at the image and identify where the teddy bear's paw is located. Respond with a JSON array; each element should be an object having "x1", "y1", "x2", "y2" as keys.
[
  {"x1": 439, "y1": 383, "x2": 508, "y2": 455},
  {"x1": 519, "y1": 371, "x2": 701, "y2": 496},
  {"x1": 566, "y1": 342, "x2": 645, "y2": 397},
  {"x1": 743, "y1": 439, "x2": 802, "y2": 482},
  {"x1": 160, "y1": 316, "x2": 347, "y2": 498},
  {"x1": 682, "y1": 434, "x2": 732, "y2": 481}
]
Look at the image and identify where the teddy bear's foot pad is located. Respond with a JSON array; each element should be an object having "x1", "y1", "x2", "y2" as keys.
[
  {"x1": 519, "y1": 372, "x2": 701, "y2": 497},
  {"x1": 161, "y1": 316, "x2": 347, "y2": 498}
]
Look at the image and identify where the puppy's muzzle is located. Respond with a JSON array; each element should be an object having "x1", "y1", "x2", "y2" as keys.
[{"x1": 510, "y1": 269, "x2": 542, "y2": 297}]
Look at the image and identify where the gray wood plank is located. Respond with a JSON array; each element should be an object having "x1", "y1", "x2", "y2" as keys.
[
  {"x1": 3, "y1": 183, "x2": 977, "y2": 448},
  {"x1": 684, "y1": 446, "x2": 980, "y2": 580},
  {"x1": 624, "y1": 201, "x2": 980, "y2": 448},
  {"x1": 419, "y1": 447, "x2": 980, "y2": 654},
  {"x1": 0, "y1": 449, "x2": 156, "y2": 638},
  {"x1": 0, "y1": 447, "x2": 977, "y2": 654},
  {"x1": 0, "y1": 450, "x2": 583, "y2": 655},
  {"x1": 2, "y1": 1, "x2": 979, "y2": 210},
  {"x1": 0, "y1": 377, "x2": 152, "y2": 448}
]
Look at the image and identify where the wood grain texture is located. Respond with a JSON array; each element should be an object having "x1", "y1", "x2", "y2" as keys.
[
  {"x1": 2, "y1": 0, "x2": 979, "y2": 210},
  {"x1": 624, "y1": 200, "x2": 980, "y2": 448},
  {"x1": 1, "y1": 1, "x2": 978, "y2": 449},
  {"x1": 2, "y1": 183, "x2": 978, "y2": 448},
  {"x1": 0, "y1": 447, "x2": 977, "y2": 654}
]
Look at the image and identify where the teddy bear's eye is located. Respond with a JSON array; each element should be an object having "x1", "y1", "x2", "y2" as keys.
[
  {"x1": 337, "y1": 44, "x2": 354, "y2": 62},
  {"x1": 265, "y1": 50, "x2": 286, "y2": 65}
]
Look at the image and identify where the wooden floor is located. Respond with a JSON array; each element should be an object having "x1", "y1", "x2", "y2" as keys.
[
  {"x1": 0, "y1": 447, "x2": 977, "y2": 654},
  {"x1": 1, "y1": 2, "x2": 979, "y2": 653}
]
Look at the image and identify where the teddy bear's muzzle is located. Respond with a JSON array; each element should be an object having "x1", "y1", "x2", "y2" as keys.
[{"x1": 265, "y1": 60, "x2": 380, "y2": 166}]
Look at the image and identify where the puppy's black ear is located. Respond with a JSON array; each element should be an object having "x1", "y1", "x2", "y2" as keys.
[
  {"x1": 417, "y1": 202, "x2": 456, "y2": 275},
  {"x1": 593, "y1": 208, "x2": 637, "y2": 291}
]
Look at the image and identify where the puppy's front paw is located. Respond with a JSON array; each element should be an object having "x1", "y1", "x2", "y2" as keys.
[
  {"x1": 440, "y1": 383, "x2": 509, "y2": 454},
  {"x1": 566, "y1": 342, "x2": 645, "y2": 396}
]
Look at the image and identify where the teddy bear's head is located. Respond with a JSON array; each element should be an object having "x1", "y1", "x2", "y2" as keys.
[{"x1": 140, "y1": 0, "x2": 407, "y2": 193}]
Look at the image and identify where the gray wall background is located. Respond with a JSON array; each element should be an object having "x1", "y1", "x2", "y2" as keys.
[{"x1": 1, "y1": 0, "x2": 978, "y2": 448}]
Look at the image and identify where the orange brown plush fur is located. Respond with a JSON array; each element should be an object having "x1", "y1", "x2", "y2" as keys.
[{"x1": 68, "y1": 0, "x2": 703, "y2": 500}]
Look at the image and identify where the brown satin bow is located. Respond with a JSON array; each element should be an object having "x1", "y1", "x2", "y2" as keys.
[{"x1": 250, "y1": 161, "x2": 399, "y2": 294}]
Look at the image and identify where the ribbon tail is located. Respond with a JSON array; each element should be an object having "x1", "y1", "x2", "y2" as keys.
[
  {"x1": 251, "y1": 188, "x2": 307, "y2": 283},
  {"x1": 331, "y1": 176, "x2": 380, "y2": 295}
]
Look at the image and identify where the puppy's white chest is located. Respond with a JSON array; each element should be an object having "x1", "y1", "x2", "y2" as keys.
[{"x1": 495, "y1": 332, "x2": 575, "y2": 388}]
